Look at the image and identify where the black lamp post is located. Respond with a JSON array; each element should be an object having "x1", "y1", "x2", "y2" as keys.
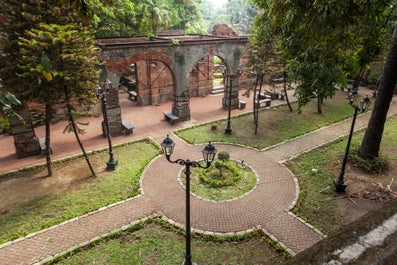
[
  {"x1": 95, "y1": 79, "x2": 118, "y2": 170},
  {"x1": 334, "y1": 94, "x2": 370, "y2": 192},
  {"x1": 221, "y1": 65, "x2": 243, "y2": 134},
  {"x1": 161, "y1": 135, "x2": 217, "y2": 265}
]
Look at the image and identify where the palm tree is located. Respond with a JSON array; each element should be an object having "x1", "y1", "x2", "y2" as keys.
[{"x1": 137, "y1": 0, "x2": 177, "y2": 35}]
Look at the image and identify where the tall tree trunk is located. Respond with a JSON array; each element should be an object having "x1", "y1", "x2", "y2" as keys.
[
  {"x1": 64, "y1": 85, "x2": 97, "y2": 178},
  {"x1": 317, "y1": 96, "x2": 323, "y2": 114},
  {"x1": 358, "y1": 25, "x2": 397, "y2": 159},
  {"x1": 45, "y1": 103, "x2": 53, "y2": 176},
  {"x1": 283, "y1": 71, "x2": 293, "y2": 112}
]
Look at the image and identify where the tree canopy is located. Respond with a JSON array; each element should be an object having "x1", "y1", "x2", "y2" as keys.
[
  {"x1": 91, "y1": 0, "x2": 205, "y2": 37},
  {"x1": 251, "y1": 0, "x2": 395, "y2": 113}
]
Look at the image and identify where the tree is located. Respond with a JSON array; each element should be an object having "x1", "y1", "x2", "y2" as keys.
[
  {"x1": 358, "y1": 24, "x2": 397, "y2": 160},
  {"x1": 0, "y1": 1, "x2": 99, "y2": 176},
  {"x1": 18, "y1": 22, "x2": 99, "y2": 176},
  {"x1": 225, "y1": 0, "x2": 258, "y2": 35},
  {"x1": 92, "y1": 0, "x2": 139, "y2": 37},
  {"x1": 201, "y1": 0, "x2": 258, "y2": 35},
  {"x1": 253, "y1": 0, "x2": 393, "y2": 114},
  {"x1": 136, "y1": 0, "x2": 178, "y2": 35},
  {"x1": 171, "y1": 0, "x2": 206, "y2": 34}
]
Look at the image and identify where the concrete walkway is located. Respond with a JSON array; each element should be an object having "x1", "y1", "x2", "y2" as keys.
[{"x1": 1, "y1": 89, "x2": 396, "y2": 264}]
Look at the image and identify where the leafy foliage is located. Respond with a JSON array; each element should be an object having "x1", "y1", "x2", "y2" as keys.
[
  {"x1": 92, "y1": 0, "x2": 205, "y2": 37},
  {"x1": 199, "y1": 160, "x2": 241, "y2": 187},
  {"x1": 251, "y1": 0, "x2": 394, "y2": 113},
  {"x1": 0, "y1": 90, "x2": 21, "y2": 129},
  {"x1": 200, "y1": 0, "x2": 259, "y2": 34}
]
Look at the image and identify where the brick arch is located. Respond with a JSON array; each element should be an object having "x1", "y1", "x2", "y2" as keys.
[
  {"x1": 103, "y1": 51, "x2": 176, "y2": 106},
  {"x1": 97, "y1": 36, "x2": 248, "y2": 122},
  {"x1": 105, "y1": 52, "x2": 173, "y2": 75}
]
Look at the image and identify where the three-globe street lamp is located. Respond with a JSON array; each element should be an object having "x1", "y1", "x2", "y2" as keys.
[
  {"x1": 334, "y1": 94, "x2": 370, "y2": 192},
  {"x1": 161, "y1": 135, "x2": 217, "y2": 265},
  {"x1": 221, "y1": 65, "x2": 243, "y2": 134},
  {"x1": 95, "y1": 79, "x2": 118, "y2": 170}
]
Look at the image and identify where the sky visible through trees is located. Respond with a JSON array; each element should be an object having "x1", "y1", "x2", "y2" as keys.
[{"x1": 210, "y1": 0, "x2": 228, "y2": 8}]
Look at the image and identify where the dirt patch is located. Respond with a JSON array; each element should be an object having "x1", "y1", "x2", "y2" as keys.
[
  {"x1": 330, "y1": 159, "x2": 397, "y2": 223},
  {"x1": 0, "y1": 157, "x2": 99, "y2": 211}
]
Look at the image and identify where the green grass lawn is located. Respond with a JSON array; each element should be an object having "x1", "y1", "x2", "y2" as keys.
[
  {"x1": 0, "y1": 139, "x2": 160, "y2": 244},
  {"x1": 176, "y1": 92, "x2": 356, "y2": 149},
  {"x1": 287, "y1": 116, "x2": 397, "y2": 234},
  {"x1": 53, "y1": 220, "x2": 289, "y2": 265},
  {"x1": 2, "y1": 91, "x2": 392, "y2": 264}
]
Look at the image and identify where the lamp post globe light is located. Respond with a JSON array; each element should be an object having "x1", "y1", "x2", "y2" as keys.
[
  {"x1": 221, "y1": 65, "x2": 243, "y2": 134},
  {"x1": 334, "y1": 94, "x2": 370, "y2": 192},
  {"x1": 161, "y1": 135, "x2": 217, "y2": 265},
  {"x1": 95, "y1": 79, "x2": 118, "y2": 170}
]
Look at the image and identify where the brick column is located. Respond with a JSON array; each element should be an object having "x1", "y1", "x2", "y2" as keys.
[
  {"x1": 101, "y1": 81, "x2": 123, "y2": 137},
  {"x1": 222, "y1": 77, "x2": 240, "y2": 110},
  {"x1": 172, "y1": 91, "x2": 191, "y2": 122}
]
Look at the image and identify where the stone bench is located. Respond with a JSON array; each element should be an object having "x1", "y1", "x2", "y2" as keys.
[
  {"x1": 258, "y1": 98, "x2": 271, "y2": 107},
  {"x1": 122, "y1": 120, "x2": 135, "y2": 135},
  {"x1": 163, "y1": 111, "x2": 179, "y2": 125}
]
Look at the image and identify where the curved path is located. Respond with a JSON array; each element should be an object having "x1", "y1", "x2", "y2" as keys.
[
  {"x1": 143, "y1": 136, "x2": 323, "y2": 254},
  {"x1": 1, "y1": 95, "x2": 396, "y2": 264}
]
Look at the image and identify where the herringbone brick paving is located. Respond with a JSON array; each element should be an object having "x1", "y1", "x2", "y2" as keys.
[{"x1": 0, "y1": 89, "x2": 396, "y2": 264}]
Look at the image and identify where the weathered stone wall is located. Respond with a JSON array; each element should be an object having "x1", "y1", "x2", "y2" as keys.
[
  {"x1": 212, "y1": 24, "x2": 238, "y2": 37},
  {"x1": 187, "y1": 55, "x2": 214, "y2": 97},
  {"x1": 284, "y1": 199, "x2": 397, "y2": 265},
  {"x1": 99, "y1": 35, "x2": 248, "y2": 121},
  {"x1": 135, "y1": 60, "x2": 173, "y2": 106}
]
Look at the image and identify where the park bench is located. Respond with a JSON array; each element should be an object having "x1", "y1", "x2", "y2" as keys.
[
  {"x1": 122, "y1": 120, "x2": 135, "y2": 135},
  {"x1": 258, "y1": 92, "x2": 271, "y2": 100},
  {"x1": 254, "y1": 98, "x2": 272, "y2": 108},
  {"x1": 163, "y1": 111, "x2": 179, "y2": 125}
]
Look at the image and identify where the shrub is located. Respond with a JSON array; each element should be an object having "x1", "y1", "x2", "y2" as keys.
[
  {"x1": 199, "y1": 160, "x2": 241, "y2": 187},
  {"x1": 218, "y1": 151, "x2": 230, "y2": 162}
]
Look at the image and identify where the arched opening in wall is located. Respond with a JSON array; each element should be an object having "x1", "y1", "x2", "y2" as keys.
[
  {"x1": 212, "y1": 55, "x2": 227, "y2": 96},
  {"x1": 187, "y1": 55, "x2": 214, "y2": 98},
  {"x1": 118, "y1": 59, "x2": 174, "y2": 106}
]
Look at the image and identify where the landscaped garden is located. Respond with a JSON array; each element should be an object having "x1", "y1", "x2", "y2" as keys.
[
  {"x1": 1, "y1": 92, "x2": 396, "y2": 264},
  {"x1": 176, "y1": 92, "x2": 359, "y2": 148}
]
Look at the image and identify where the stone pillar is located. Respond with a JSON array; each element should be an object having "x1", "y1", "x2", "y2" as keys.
[
  {"x1": 172, "y1": 91, "x2": 191, "y2": 122},
  {"x1": 100, "y1": 81, "x2": 123, "y2": 137},
  {"x1": 9, "y1": 106, "x2": 41, "y2": 158},
  {"x1": 222, "y1": 77, "x2": 240, "y2": 110}
]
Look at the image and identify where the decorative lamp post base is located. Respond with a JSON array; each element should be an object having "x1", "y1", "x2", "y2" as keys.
[
  {"x1": 106, "y1": 159, "x2": 118, "y2": 171},
  {"x1": 333, "y1": 179, "x2": 347, "y2": 193},
  {"x1": 224, "y1": 126, "x2": 232, "y2": 134}
]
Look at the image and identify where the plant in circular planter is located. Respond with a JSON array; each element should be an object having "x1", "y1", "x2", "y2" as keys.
[
  {"x1": 181, "y1": 151, "x2": 257, "y2": 201},
  {"x1": 199, "y1": 151, "x2": 241, "y2": 187}
]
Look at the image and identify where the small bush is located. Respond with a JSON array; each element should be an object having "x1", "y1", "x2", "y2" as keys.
[
  {"x1": 218, "y1": 151, "x2": 230, "y2": 162},
  {"x1": 199, "y1": 160, "x2": 241, "y2": 187}
]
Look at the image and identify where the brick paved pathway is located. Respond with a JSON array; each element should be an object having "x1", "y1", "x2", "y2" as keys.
[{"x1": 1, "y1": 92, "x2": 396, "y2": 264}]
